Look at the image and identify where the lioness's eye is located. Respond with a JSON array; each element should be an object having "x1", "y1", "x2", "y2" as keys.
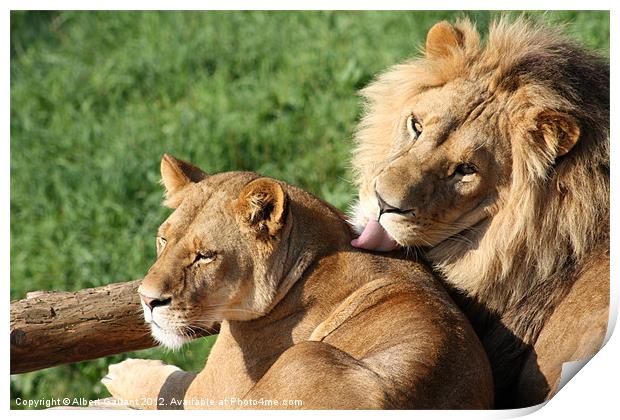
[
  {"x1": 193, "y1": 251, "x2": 216, "y2": 265},
  {"x1": 406, "y1": 114, "x2": 423, "y2": 141},
  {"x1": 156, "y1": 237, "x2": 167, "y2": 256}
]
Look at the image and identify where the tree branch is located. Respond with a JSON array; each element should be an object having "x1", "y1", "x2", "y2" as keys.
[{"x1": 10, "y1": 280, "x2": 217, "y2": 374}]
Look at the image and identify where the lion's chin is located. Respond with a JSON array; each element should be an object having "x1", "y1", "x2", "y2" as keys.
[{"x1": 379, "y1": 217, "x2": 446, "y2": 249}]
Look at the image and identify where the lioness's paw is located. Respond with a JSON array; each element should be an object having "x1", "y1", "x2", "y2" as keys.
[{"x1": 101, "y1": 358, "x2": 181, "y2": 409}]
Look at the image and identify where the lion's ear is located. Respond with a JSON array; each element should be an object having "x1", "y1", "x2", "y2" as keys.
[
  {"x1": 425, "y1": 21, "x2": 464, "y2": 59},
  {"x1": 535, "y1": 111, "x2": 581, "y2": 157},
  {"x1": 234, "y1": 178, "x2": 288, "y2": 241},
  {"x1": 160, "y1": 153, "x2": 208, "y2": 208}
]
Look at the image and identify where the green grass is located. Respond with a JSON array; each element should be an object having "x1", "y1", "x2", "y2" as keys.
[{"x1": 10, "y1": 10, "x2": 609, "y2": 409}]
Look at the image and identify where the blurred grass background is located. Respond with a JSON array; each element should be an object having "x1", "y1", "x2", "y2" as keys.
[{"x1": 10, "y1": 10, "x2": 609, "y2": 408}]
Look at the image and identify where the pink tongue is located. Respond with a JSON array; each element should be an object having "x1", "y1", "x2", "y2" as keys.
[{"x1": 351, "y1": 220, "x2": 399, "y2": 252}]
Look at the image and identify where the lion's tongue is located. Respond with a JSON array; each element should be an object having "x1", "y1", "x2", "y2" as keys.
[{"x1": 351, "y1": 220, "x2": 399, "y2": 252}]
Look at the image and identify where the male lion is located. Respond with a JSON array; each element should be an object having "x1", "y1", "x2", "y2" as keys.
[
  {"x1": 350, "y1": 18, "x2": 609, "y2": 408},
  {"x1": 101, "y1": 154, "x2": 493, "y2": 409}
]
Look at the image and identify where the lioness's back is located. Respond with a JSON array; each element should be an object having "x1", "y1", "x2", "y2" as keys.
[{"x1": 304, "y1": 251, "x2": 493, "y2": 408}]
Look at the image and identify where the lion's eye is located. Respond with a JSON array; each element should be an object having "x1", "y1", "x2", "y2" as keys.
[
  {"x1": 156, "y1": 237, "x2": 167, "y2": 256},
  {"x1": 454, "y1": 163, "x2": 478, "y2": 176},
  {"x1": 406, "y1": 114, "x2": 423, "y2": 141},
  {"x1": 193, "y1": 251, "x2": 216, "y2": 265}
]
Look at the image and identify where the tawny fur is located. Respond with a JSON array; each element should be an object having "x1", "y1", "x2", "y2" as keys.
[
  {"x1": 102, "y1": 155, "x2": 493, "y2": 409},
  {"x1": 351, "y1": 17, "x2": 609, "y2": 407}
]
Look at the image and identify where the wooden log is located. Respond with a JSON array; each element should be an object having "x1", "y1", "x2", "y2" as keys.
[
  {"x1": 10, "y1": 279, "x2": 216, "y2": 374},
  {"x1": 11, "y1": 280, "x2": 219, "y2": 374},
  {"x1": 11, "y1": 280, "x2": 153, "y2": 374}
]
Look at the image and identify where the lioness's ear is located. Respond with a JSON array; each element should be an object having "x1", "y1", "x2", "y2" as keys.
[
  {"x1": 235, "y1": 178, "x2": 288, "y2": 241},
  {"x1": 535, "y1": 111, "x2": 581, "y2": 157},
  {"x1": 425, "y1": 21, "x2": 464, "y2": 59},
  {"x1": 160, "y1": 153, "x2": 208, "y2": 208}
]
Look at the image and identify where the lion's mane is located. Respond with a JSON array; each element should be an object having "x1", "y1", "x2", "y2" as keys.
[{"x1": 353, "y1": 18, "x2": 609, "y2": 344}]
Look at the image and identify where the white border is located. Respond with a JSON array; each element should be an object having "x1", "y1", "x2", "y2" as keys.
[
  {"x1": 4, "y1": 3, "x2": 618, "y2": 419},
  {"x1": 1, "y1": 1, "x2": 617, "y2": 10}
]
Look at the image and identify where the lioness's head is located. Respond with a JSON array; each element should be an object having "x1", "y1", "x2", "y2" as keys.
[
  {"x1": 138, "y1": 154, "x2": 348, "y2": 349},
  {"x1": 138, "y1": 155, "x2": 293, "y2": 349},
  {"x1": 351, "y1": 18, "x2": 607, "y2": 253}
]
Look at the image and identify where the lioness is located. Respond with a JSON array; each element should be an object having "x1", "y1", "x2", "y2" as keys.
[
  {"x1": 101, "y1": 154, "x2": 493, "y2": 409},
  {"x1": 351, "y1": 18, "x2": 609, "y2": 407}
]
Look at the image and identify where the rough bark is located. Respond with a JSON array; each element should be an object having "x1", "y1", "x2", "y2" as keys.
[{"x1": 11, "y1": 280, "x2": 157, "y2": 374}]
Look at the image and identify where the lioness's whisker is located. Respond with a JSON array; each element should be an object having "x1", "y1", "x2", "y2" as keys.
[{"x1": 186, "y1": 324, "x2": 219, "y2": 335}]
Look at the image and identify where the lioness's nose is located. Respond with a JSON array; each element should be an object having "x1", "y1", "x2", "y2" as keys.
[{"x1": 139, "y1": 293, "x2": 172, "y2": 311}]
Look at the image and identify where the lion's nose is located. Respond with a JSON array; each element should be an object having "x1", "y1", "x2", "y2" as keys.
[
  {"x1": 376, "y1": 190, "x2": 416, "y2": 218},
  {"x1": 139, "y1": 293, "x2": 172, "y2": 311},
  {"x1": 376, "y1": 191, "x2": 403, "y2": 215}
]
